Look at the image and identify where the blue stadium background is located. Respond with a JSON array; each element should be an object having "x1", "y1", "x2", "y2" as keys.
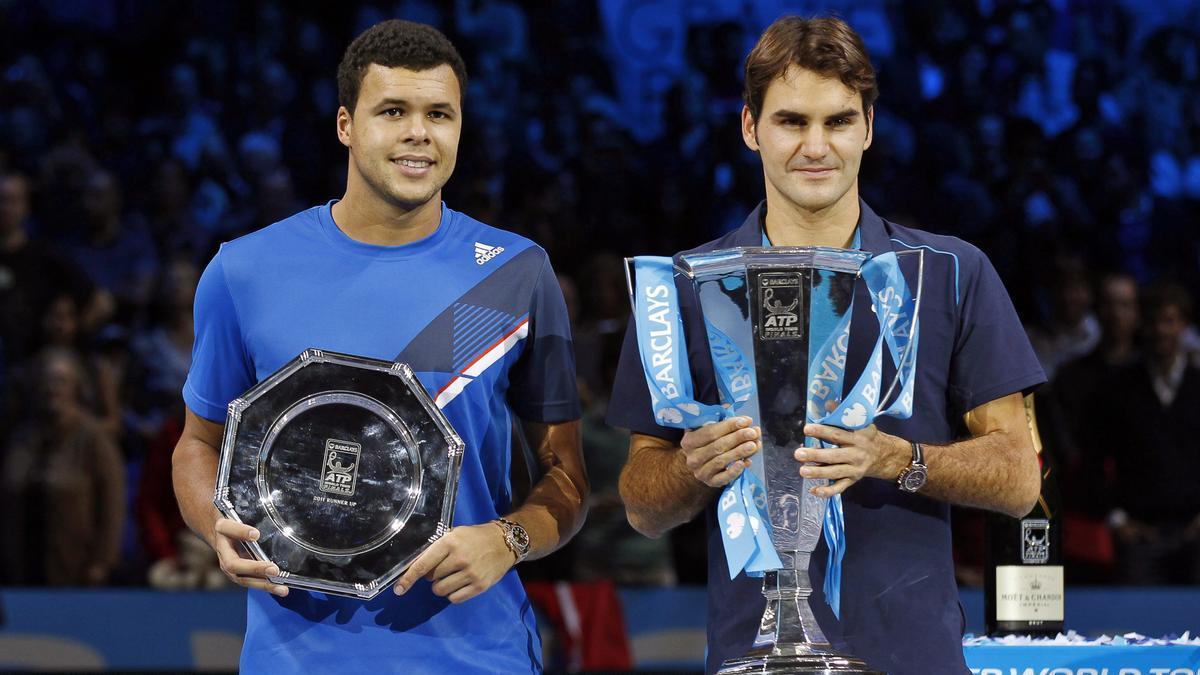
[{"x1": 2, "y1": 0, "x2": 1200, "y2": 672}]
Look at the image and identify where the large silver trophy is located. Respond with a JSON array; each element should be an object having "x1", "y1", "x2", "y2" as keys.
[
  {"x1": 630, "y1": 246, "x2": 922, "y2": 674},
  {"x1": 214, "y1": 349, "x2": 464, "y2": 599}
]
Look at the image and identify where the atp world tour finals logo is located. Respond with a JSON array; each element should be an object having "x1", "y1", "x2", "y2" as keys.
[
  {"x1": 320, "y1": 439, "x2": 361, "y2": 496},
  {"x1": 1021, "y1": 518, "x2": 1051, "y2": 564},
  {"x1": 758, "y1": 272, "x2": 804, "y2": 340}
]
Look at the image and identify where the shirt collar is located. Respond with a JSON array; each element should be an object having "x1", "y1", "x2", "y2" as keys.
[
  {"x1": 1150, "y1": 351, "x2": 1188, "y2": 407},
  {"x1": 733, "y1": 199, "x2": 891, "y2": 254}
]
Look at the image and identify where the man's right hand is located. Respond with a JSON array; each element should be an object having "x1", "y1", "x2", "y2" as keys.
[
  {"x1": 212, "y1": 518, "x2": 289, "y2": 597},
  {"x1": 679, "y1": 416, "x2": 760, "y2": 488}
]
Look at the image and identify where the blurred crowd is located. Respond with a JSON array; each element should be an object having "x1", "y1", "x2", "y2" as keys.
[{"x1": 1, "y1": 0, "x2": 1199, "y2": 590}]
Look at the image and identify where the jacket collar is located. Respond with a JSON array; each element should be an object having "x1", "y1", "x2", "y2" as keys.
[{"x1": 731, "y1": 199, "x2": 891, "y2": 255}]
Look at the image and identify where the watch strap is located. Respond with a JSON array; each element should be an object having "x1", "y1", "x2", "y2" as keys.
[
  {"x1": 496, "y1": 517, "x2": 530, "y2": 563},
  {"x1": 896, "y1": 441, "x2": 928, "y2": 493}
]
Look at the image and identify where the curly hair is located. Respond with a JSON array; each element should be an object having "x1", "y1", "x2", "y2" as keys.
[
  {"x1": 743, "y1": 16, "x2": 877, "y2": 121},
  {"x1": 336, "y1": 20, "x2": 468, "y2": 114}
]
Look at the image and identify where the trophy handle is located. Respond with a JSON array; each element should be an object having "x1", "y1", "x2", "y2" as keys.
[{"x1": 874, "y1": 248, "x2": 924, "y2": 416}]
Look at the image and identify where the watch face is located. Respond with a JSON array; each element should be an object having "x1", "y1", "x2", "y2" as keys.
[
  {"x1": 901, "y1": 466, "x2": 928, "y2": 492},
  {"x1": 510, "y1": 525, "x2": 531, "y2": 554}
]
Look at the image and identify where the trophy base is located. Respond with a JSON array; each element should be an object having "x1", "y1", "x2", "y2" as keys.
[{"x1": 717, "y1": 646, "x2": 883, "y2": 675}]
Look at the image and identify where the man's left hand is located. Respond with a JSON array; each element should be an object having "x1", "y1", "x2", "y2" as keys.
[
  {"x1": 794, "y1": 423, "x2": 903, "y2": 497},
  {"x1": 393, "y1": 522, "x2": 515, "y2": 603}
]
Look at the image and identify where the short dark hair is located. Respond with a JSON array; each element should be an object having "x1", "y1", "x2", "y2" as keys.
[
  {"x1": 336, "y1": 20, "x2": 468, "y2": 114},
  {"x1": 743, "y1": 16, "x2": 877, "y2": 121},
  {"x1": 1142, "y1": 281, "x2": 1194, "y2": 323}
]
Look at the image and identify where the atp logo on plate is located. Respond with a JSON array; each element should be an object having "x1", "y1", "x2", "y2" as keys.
[{"x1": 320, "y1": 439, "x2": 361, "y2": 496}]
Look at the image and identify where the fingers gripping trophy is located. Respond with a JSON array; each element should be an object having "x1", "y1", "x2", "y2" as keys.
[{"x1": 627, "y1": 246, "x2": 923, "y2": 674}]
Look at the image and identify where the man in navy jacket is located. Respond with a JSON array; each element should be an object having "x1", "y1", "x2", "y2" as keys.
[{"x1": 608, "y1": 16, "x2": 1044, "y2": 674}]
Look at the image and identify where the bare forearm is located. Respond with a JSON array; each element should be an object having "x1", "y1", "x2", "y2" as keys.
[
  {"x1": 618, "y1": 441, "x2": 715, "y2": 538},
  {"x1": 172, "y1": 437, "x2": 223, "y2": 546},
  {"x1": 509, "y1": 420, "x2": 588, "y2": 560},
  {"x1": 511, "y1": 464, "x2": 588, "y2": 560},
  {"x1": 912, "y1": 430, "x2": 1039, "y2": 517},
  {"x1": 801, "y1": 393, "x2": 1041, "y2": 516}
]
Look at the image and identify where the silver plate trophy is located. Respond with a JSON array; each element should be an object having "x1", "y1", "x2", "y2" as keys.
[
  {"x1": 634, "y1": 246, "x2": 922, "y2": 674},
  {"x1": 214, "y1": 349, "x2": 464, "y2": 599}
]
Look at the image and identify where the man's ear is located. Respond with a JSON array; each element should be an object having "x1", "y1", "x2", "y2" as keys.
[
  {"x1": 864, "y1": 105, "x2": 874, "y2": 151},
  {"x1": 336, "y1": 106, "x2": 353, "y2": 149},
  {"x1": 741, "y1": 105, "x2": 759, "y2": 153}
]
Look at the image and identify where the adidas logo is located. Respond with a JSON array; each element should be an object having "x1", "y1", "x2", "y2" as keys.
[{"x1": 474, "y1": 242, "x2": 505, "y2": 265}]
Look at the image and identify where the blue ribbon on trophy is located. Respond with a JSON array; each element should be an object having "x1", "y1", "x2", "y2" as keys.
[
  {"x1": 629, "y1": 257, "x2": 782, "y2": 575},
  {"x1": 802, "y1": 251, "x2": 920, "y2": 616},
  {"x1": 629, "y1": 252, "x2": 920, "y2": 618}
]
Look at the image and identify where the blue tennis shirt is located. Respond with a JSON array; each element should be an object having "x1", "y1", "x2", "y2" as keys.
[
  {"x1": 608, "y1": 200, "x2": 1045, "y2": 675},
  {"x1": 184, "y1": 201, "x2": 580, "y2": 674}
]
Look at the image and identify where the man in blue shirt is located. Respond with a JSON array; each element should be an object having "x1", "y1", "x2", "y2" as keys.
[
  {"x1": 174, "y1": 20, "x2": 587, "y2": 673},
  {"x1": 608, "y1": 17, "x2": 1044, "y2": 674}
]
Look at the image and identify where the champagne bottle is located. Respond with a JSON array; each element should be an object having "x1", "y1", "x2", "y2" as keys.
[{"x1": 984, "y1": 393, "x2": 1064, "y2": 636}]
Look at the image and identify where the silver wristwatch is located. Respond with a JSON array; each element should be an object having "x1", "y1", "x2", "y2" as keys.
[
  {"x1": 896, "y1": 441, "x2": 928, "y2": 493},
  {"x1": 496, "y1": 517, "x2": 531, "y2": 563}
]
